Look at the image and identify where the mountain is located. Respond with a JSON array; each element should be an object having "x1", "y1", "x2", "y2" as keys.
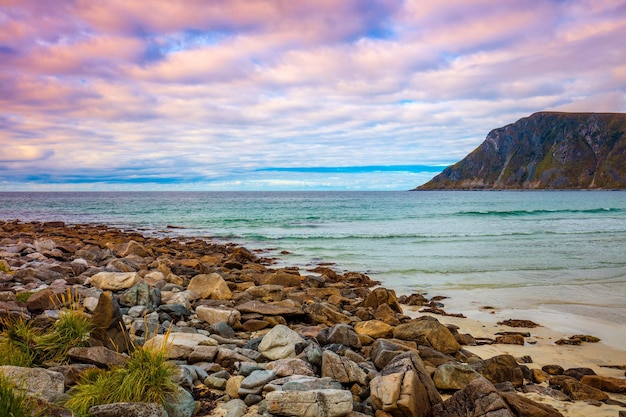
[{"x1": 415, "y1": 112, "x2": 626, "y2": 190}]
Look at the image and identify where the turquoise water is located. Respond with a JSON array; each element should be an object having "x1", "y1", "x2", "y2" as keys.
[{"x1": 1, "y1": 191, "x2": 625, "y2": 334}]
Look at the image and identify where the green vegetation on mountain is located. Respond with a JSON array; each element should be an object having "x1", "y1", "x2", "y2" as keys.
[{"x1": 416, "y1": 112, "x2": 626, "y2": 189}]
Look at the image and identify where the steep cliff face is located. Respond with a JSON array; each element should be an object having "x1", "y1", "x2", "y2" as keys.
[{"x1": 416, "y1": 112, "x2": 626, "y2": 190}]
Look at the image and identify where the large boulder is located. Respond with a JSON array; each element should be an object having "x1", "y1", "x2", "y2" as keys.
[
  {"x1": 433, "y1": 377, "x2": 513, "y2": 417},
  {"x1": 370, "y1": 351, "x2": 442, "y2": 417},
  {"x1": 258, "y1": 324, "x2": 305, "y2": 360},
  {"x1": 501, "y1": 392, "x2": 564, "y2": 417},
  {"x1": 265, "y1": 389, "x2": 353, "y2": 417},
  {"x1": 393, "y1": 318, "x2": 461, "y2": 354},
  {"x1": 549, "y1": 375, "x2": 609, "y2": 401}
]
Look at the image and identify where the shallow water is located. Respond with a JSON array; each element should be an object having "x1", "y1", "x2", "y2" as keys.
[{"x1": 2, "y1": 190, "x2": 625, "y2": 332}]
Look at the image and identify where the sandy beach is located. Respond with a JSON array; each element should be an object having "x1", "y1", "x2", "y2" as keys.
[{"x1": 410, "y1": 307, "x2": 626, "y2": 417}]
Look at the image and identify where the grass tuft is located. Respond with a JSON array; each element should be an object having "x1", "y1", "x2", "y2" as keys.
[{"x1": 65, "y1": 334, "x2": 176, "y2": 416}]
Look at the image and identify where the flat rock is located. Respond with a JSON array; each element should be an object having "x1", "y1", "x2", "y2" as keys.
[
  {"x1": 144, "y1": 333, "x2": 217, "y2": 359},
  {"x1": 68, "y1": 346, "x2": 128, "y2": 368},
  {"x1": 265, "y1": 389, "x2": 353, "y2": 417},
  {"x1": 89, "y1": 402, "x2": 168, "y2": 417},
  {"x1": 236, "y1": 300, "x2": 303, "y2": 316},
  {"x1": 581, "y1": 375, "x2": 626, "y2": 393},
  {"x1": 354, "y1": 319, "x2": 394, "y2": 339},
  {"x1": 89, "y1": 272, "x2": 141, "y2": 290}
]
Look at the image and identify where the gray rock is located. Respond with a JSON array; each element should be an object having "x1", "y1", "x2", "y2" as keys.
[
  {"x1": 266, "y1": 358, "x2": 316, "y2": 377},
  {"x1": 0, "y1": 365, "x2": 65, "y2": 403},
  {"x1": 265, "y1": 389, "x2": 353, "y2": 417},
  {"x1": 89, "y1": 402, "x2": 168, "y2": 417},
  {"x1": 241, "y1": 369, "x2": 277, "y2": 389},
  {"x1": 222, "y1": 399, "x2": 248, "y2": 417},
  {"x1": 164, "y1": 385, "x2": 195, "y2": 417},
  {"x1": 68, "y1": 346, "x2": 129, "y2": 368},
  {"x1": 317, "y1": 323, "x2": 362, "y2": 350},
  {"x1": 258, "y1": 324, "x2": 305, "y2": 360},
  {"x1": 282, "y1": 377, "x2": 343, "y2": 391},
  {"x1": 321, "y1": 350, "x2": 367, "y2": 385},
  {"x1": 433, "y1": 377, "x2": 513, "y2": 417}
]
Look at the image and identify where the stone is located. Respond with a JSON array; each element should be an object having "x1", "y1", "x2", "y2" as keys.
[
  {"x1": 89, "y1": 272, "x2": 141, "y2": 290},
  {"x1": 317, "y1": 323, "x2": 362, "y2": 349},
  {"x1": 119, "y1": 281, "x2": 157, "y2": 308},
  {"x1": 432, "y1": 377, "x2": 513, "y2": 417},
  {"x1": 144, "y1": 333, "x2": 217, "y2": 359},
  {"x1": 374, "y1": 303, "x2": 401, "y2": 326},
  {"x1": 282, "y1": 377, "x2": 343, "y2": 391},
  {"x1": 321, "y1": 350, "x2": 367, "y2": 385},
  {"x1": 365, "y1": 287, "x2": 402, "y2": 313},
  {"x1": 370, "y1": 351, "x2": 442, "y2": 417},
  {"x1": 89, "y1": 402, "x2": 168, "y2": 417},
  {"x1": 563, "y1": 367, "x2": 596, "y2": 380},
  {"x1": 222, "y1": 399, "x2": 248, "y2": 417},
  {"x1": 26, "y1": 288, "x2": 62, "y2": 312},
  {"x1": 226, "y1": 375, "x2": 245, "y2": 398},
  {"x1": 164, "y1": 385, "x2": 195, "y2": 417},
  {"x1": 259, "y1": 271, "x2": 302, "y2": 287},
  {"x1": 265, "y1": 389, "x2": 353, "y2": 417},
  {"x1": 0, "y1": 365, "x2": 65, "y2": 403},
  {"x1": 242, "y1": 318, "x2": 269, "y2": 331},
  {"x1": 266, "y1": 358, "x2": 316, "y2": 377},
  {"x1": 393, "y1": 318, "x2": 461, "y2": 354},
  {"x1": 531, "y1": 368, "x2": 550, "y2": 383},
  {"x1": 196, "y1": 305, "x2": 241, "y2": 327},
  {"x1": 541, "y1": 364, "x2": 564, "y2": 375},
  {"x1": 188, "y1": 273, "x2": 232, "y2": 300},
  {"x1": 354, "y1": 320, "x2": 394, "y2": 339},
  {"x1": 258, "y1": 324, "x2": 305, "y2": 360},
  {"x1": 580, "y1": 375, "x2": 626, "y2": 393},
  {"x1": 305, "y1": 302, "x2": 352, "y2": 326},
  {"x1": 188, "y1": 345, "x2": 218, "y2": 363},
  {"x1": 236, "y1": 299, "x2": 303, "y2": 316},
  {"x1": 204, "y1": 375, "x2": 227, "y2": 390},
  {"x1": 434, "y1": 363, "x2": 483, "y2": 391},
  {"x1": 48, "y1": 363, "x2": 98, "y2": 386},
  {"x1": 90, "y1": 291, "x2": 131, "y2": 353},
  {"x1": 472, "y1": 354, "x2": 524, "y2": 388},
  {"x1": 68, "y1": 346, "x2": 128, "y2": 368},
  {"x1": 241, "y1": 369, "x2": 277, "y2": 392},
  {"x1": 370, "y1": 339, "x2": 412, "y2": 371},
  {"x1": 495, "y1": 334, "x2": 525, "y2": 345},
  {"x1": 500, "y1": 392, "x2": 564, "y2": 417},
  {"x1": 549, "y1": 376, "x2": 609, "y2": 401}
]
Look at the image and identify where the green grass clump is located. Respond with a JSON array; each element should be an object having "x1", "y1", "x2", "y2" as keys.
[
  {"x1": 65, "y1": 339, "x2": 176, "y2": 416},
  {"x1": 0, "y1": 291, "x2": 93, "y2": 366},
  {"x1": 14, "y1": 291, "x2": 33, "y2": 304},
  {"x1": 0, "y1": 373, "x2": 35, "y2": 417}
]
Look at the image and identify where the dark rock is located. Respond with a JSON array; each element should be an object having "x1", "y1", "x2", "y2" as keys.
[
  {"x1": 433, "y1": 377, "x2": 513, "y2": 417},
  {"x1": 90, "y1": 291, "x2": 131, "y2": 353},
  {"x1": 501, "y1": 391, "x2": 564, "y2": 417},
  {"x1": 581, "y1": 375, "x2": 626, "y2": 393},
  {"x1": 68, "y1": 346, "x2": 129, "y2": 368},
  {"x1": 563, "y1": 367, "x2": 596, "y2": 380},
  {"x1": 316, "y1": 323, "x2": 362, "y2": 350},
  {"x1": 472, "y1": 354, "x2": 524, "y2": 388}
]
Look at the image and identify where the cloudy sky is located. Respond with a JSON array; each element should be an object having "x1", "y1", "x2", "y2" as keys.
[{"x1": 1, "y1": 0, "x2": 625, "y2": 191}]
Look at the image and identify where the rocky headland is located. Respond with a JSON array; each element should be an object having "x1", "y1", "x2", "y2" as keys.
[
  {"x1": 416, "y1": 112, "x2": 626, "y2": 190},
  {"x1": 0, "y1": 220, "x2": 625, "y2": 417}
]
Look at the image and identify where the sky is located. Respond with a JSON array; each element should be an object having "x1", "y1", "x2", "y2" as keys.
[{"x1": 1, "y1": 0, "x2": 625, "y2": 191}]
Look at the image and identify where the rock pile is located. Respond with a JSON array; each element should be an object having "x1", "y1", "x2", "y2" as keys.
[{"x1": 0, "y1": 220, "x2": 624, "y2": 417}]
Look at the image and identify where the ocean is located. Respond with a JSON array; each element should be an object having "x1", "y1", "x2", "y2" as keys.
[{"x1": 1, "y1": 191, "x2": 625, "y2": 345}]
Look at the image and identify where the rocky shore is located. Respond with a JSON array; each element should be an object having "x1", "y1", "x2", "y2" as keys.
[{"x1": 0, "y1": 220, "x2": 625, "y2": 417}]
